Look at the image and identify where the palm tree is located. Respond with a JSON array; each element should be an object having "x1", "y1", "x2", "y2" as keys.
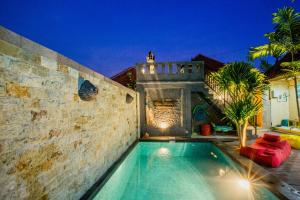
[
  {"x1": 249, "y1": 7, "x2": 300, "y2": 61},
  {"x1": 249, "y1": 6, "x2": 300, "y2": 120},
  {"x1": 249, "y1": 43, "x2": 285, "y2": 62},
  {"x1": 211, "y1": 62, "x2": 268, "y2": 147}
]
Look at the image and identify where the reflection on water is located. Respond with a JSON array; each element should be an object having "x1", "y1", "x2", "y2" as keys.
[{"x1": 157, "y1": 147, "x2": 170, "y2": 156}]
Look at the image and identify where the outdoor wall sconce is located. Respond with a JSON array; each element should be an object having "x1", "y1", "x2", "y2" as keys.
[
  {"x1": 159, "y1": 122, "x2": 169, "y2": 129},
  {"x1": 126, "y1": 93, "x2": 134, "y2": 104},
  {"x1": 78, "y1": 79, "x2": 98, "y2": 101}
]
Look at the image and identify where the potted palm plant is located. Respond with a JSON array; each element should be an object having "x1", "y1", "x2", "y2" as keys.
[{"x1": 211, "y1": 62, "x2": 269, "y2": 147}]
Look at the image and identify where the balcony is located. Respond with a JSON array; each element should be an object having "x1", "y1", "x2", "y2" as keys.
[{"x1": 136, "y1": 61, "x2": 204, "y2": 82}]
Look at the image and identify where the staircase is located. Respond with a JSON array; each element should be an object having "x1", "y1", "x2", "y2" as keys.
[
  {"x1": 203, "y1": 73, "x2": 259, "y2": 130},
  {"x1": 200, "y1": 73, "x2": 231, "y2": 112}
]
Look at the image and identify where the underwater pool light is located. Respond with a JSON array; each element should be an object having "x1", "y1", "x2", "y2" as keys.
[{"x1": 238, "y1": 178, "x2": 251, "y2": 190}]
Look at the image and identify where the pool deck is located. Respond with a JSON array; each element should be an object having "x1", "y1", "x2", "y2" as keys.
[
  {"x1": 263, "y1": 146, "x2": 300, "y2": 191},
  {"x1": 223, "y1": 140, "x2": 300, "y2": 199},
  {"x1": 224, "y1": 131, "x2": 300, "y2": 192},
  {"x1": 141, "y1": 135, "x2": 300, "y2": 200}
]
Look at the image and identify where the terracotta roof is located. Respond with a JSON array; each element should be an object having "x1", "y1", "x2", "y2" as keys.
[
  {"x1": 111, "y1": 66, "x2": 136, "y2": 88},
  {"x1": 265, "y1": 53, "x2": 300, "y2": 79},
  {"x1": 191, "y1": 54, "x2": 224, "y2": 72}
]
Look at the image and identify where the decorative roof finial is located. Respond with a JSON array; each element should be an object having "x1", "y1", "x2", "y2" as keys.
[{"x1": 146, "y1": 51, "x2": 155, "y2": 63}]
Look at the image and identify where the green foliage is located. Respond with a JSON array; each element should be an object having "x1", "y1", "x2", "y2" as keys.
[
  {"x1": 249, "y1": 44, "x2": 286, "y2": 61},
  {"x1": 224, "y1": 97, "x2": 262, "y2": 125},
  {"x1": 249, "y1": 7, "x2": 300, "y2": 63},
  {"x1": 281, "y1": 60, "x2": 300, "y2": 77},
  {"x1": 211, "y1": 62, "x2": 268, "y2": 147},
  {"x1": 272, "y1": 7, "x2": 300, "y2": 50},
  {"x1": 211, "y1": 62, "x2": 268, "y2": 101}
]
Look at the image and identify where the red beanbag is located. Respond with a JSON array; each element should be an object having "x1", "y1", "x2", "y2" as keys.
[
  {"x1": 263, "y1": 133, "x2": 280, "y2": 142},
  {"x1": 240, "y1": 133, "x2": 291, "y2": 167}
]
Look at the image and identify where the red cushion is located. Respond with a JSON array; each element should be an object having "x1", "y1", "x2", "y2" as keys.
[
  {"x1": 263, "y1": 133, "x2": 280, "y2": 142},
  {"x1": 256, "y1": 137, "x2": 288, "y2": 149}
]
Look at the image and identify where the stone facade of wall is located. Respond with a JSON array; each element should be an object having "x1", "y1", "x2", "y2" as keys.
[
  {"x1": 144, "y1": 88, "x2": 185, "y2": 135},
  {"x1": 0, "y1": 27, "x2": 138, "y2": 200},
  {"x1": 146, "y1": 88, "x2": 182, "y2": 128}
]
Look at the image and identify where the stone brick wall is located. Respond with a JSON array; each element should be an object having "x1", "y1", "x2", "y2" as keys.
[
  {"x1": 0, "y1": 26, "x2": 138, "y2": 200},
  {"x1": 146, "y1": 88, "x2": 182, "y2": 128},
  {"x1": 145, "y1": 88, "x2": 184, "y2": 135}
]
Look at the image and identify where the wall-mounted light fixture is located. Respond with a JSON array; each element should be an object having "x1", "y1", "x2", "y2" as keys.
[
  {"x1": 78, "y1": 78, "x2": 98, "y2": 101},
  {"x1": 126, "y1": 93, "x2": 134, "y2": 104}
]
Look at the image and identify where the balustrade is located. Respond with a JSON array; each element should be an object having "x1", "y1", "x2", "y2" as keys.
[{"x1": 136, "y1": 61, "x2": 204, "y2": 82}]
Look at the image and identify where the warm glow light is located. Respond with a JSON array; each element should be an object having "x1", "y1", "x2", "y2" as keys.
[
  {"x1": 237, "y1": 179, "x2": 251, "y2": 190},
  {"x1": 150, "y1": 64, "x2": 155, "y2": 74},
  {"x1": 158, "y1": 147, "x2": 169, "y2": 156},
  {"x1": 219, "y1": 168, "x2": 225, "y2": 177},
  {"x1": 141, "y1": 68, "x2": 145, "y2": 74},
  {"x1": 159, "y1": 122, "x2": 169, "y2": 129}
]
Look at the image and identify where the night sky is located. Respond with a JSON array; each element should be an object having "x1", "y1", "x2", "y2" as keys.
[{"x1": 0, "y1": 0, "x2": 299, "y2": 77}]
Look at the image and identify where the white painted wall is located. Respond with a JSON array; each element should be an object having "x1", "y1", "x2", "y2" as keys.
[
  {"x1": 288, "y1": 79, "x2": 299, "y2": 121},
  {"x1": 269, "y1": 80, "x2": 290, "y2": 126},
  {"x1": 262, "y1": 92, "x2": 271, "y2": 128}
]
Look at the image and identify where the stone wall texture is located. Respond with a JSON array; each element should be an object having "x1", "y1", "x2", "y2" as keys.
[
  {"x1": 0, "y1": 26, "x2": 138, "y2": 200},
  {"x1": 144, "y1": 88, "x2": 185, "y2": 135},
  {"x1": 146, "y1": 88, "x2": 182, "y2": 129}
]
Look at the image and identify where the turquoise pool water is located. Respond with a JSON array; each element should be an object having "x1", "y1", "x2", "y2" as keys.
[{"x1": 93, "y1": 142, "x2": 279, "y2": 200}]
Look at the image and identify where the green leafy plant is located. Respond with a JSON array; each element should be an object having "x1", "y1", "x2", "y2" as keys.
[{"x1": 211, "y1": 62, "x2": 269, "y2": 147}]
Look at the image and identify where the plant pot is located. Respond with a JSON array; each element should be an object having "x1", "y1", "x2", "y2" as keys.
[{"x1": 201, "y1": 124, "x2": 211, "y2": 136}]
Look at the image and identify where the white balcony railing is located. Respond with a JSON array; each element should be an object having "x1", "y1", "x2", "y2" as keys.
[{"x1": 136, "y1": 61, "x2": 204, "y2": 82}]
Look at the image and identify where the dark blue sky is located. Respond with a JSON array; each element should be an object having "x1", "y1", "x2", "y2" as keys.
[{"x1": 0, "y1": 0, "x2": 299, "y2": 77}]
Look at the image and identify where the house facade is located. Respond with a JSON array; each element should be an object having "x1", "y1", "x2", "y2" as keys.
[
  {"x1": 263, "y1": 54, "x2": 300, "y2": 128},
  {"x1": 113, "y1": 52, "x2": 226, "y2": 136}
]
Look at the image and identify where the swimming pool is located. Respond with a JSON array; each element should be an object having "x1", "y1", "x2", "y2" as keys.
[{"x1": 92, "y1": 142, "x2": 279, "y2": 200}]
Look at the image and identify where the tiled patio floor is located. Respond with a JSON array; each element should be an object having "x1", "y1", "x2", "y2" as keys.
[
  {"x1": 263, "y1": 147, "x2": 300, "y2": 191},
  {"x1": 228, "y1": 131, "x2": 300, "y2": 191}
]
